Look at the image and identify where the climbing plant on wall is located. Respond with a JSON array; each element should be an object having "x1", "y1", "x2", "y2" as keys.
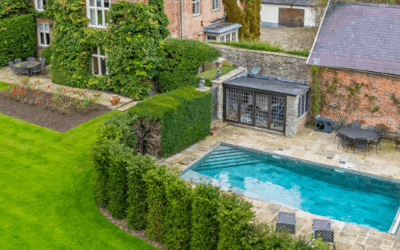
[
  {"x1": 49, "y1": 0, "x2": 170, "y2": 100},
  {"x1": 222, "y1": 0, "x2": 261, "y2": 40},
  {"x1": 0, "y1": 0, "x2": 33, "y2": 18}
]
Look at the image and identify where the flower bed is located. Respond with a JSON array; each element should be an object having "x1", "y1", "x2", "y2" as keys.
[{"x1": 0, "y1": 80, "x2": 111, "y2": 132}]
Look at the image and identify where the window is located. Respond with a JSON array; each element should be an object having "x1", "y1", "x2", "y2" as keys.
[
  {"x1": 92, "y1": 47, "x2": 108, "y2": 76},
  {"x1": 38, "y1": 23, "x2": 51, "y2": 47},
  {"x1": 220, "y1": 35, "x2": 225, "y2": 43},
  {"x1": 207, "y1": 35, "x2": 217, "y2": 42},
  {"x1": 298, "y1": 92, "x2": 309, "y2": 117},
  {"x1": 193, "y1": 0, "x2": 200, "y2": 15},
  {"x1": 88, "y1": 0, "x2": 110, "y2": 28},
  {"x1": 35, "y1": 0, "x2": 47, "y2": 11},
  {"x1": 226, "y1": 33, "x2": 231, "y2": 42},
  {"x1": 232, "y1": 31, "x2": 237, "y2": 42},
  {"x1": 213, "y1": 0, "x2": 219, "y2": 10}
]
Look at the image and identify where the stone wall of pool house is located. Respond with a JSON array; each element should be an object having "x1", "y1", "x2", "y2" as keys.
[
  {"x1": 209, "y1": 44, "x2": 312, "y2": 83},
  {"x1": 318, "y1": 68, "x2": 400, "y2": 136}
]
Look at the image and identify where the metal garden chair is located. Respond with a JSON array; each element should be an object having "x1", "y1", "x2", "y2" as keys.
[
  {"x1": 354, "y1": 138, "x2": 368, "y2": 155},
  {"x1": 20, "y1": 66, "x2": 29, "y2": 76},
  {"x1": 31, "y1": 64, "x2": 41, "y2": 76},
  {"x1": 276, "y1": 212, "x2": 296, "y2": 238},
  {"x1": 369, "y1": 134, "x2": 383, "y2": 154},
  {"x1": 40, "y1": 58, "x2": 47, "y2": 74},
  {"x1": 8, "y1": 61, "x2": 16, "y2": 77},
  {"x1": 312, "y1": 219, "x2": 336, "y2": 249},
  {"x1": 14, "y1": 58, "x2": 22, "y2": 64},
  {"x1": 350, "y1": 121, "x2": 362, "y2": 128},
  {"x1": 27, "y1": 57, "x2": 35, "y2": 62}
]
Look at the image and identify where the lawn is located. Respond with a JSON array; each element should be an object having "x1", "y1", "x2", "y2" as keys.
[{"x1": 0, "y1": 111, "x2": 158, "y2": 250}]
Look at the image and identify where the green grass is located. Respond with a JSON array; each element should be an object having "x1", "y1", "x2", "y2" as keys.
[
  {"x1": 213, "y1": 40, "x2": 310, "y2": 57},
  {"x1": 195, "y1": 65, "x2": 237, "y2": 87},
  {"x1": 0, "y1": 111, "x2": 158, "y2": 250},
  {"x1": 0, "y1": 81, "x2": 16, "y2": 90}
]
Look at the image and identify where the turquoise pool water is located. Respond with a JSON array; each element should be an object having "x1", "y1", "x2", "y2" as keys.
[{"x1": 180, "y1": 144, "x2": 400, "y2": 233}]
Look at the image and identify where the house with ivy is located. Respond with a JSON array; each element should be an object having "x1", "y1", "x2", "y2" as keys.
[
  {"x1": 32, "y1": 0, "x2": 244, "y2": 59},
  {"x1": 307, "y1": 1, "x2": 400, "y2": 135}
]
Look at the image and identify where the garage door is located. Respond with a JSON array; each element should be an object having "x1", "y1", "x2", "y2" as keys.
[{"x1": 278, "y1": 8, "x2": 304, "y2": 27}]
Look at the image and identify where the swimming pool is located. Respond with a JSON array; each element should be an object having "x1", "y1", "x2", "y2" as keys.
[{"x1": 180, "y1": 143, "x2": 400, "y2": 234}]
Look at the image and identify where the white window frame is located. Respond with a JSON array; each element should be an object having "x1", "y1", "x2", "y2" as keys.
[
  {"x1": 193, "y1": 0, "x2": 201, "y2": 16},
  {"x1": 206, "y1": 35, "x2": 217, "y2": 43},
  {"x1": 35, "y1": 0, "x2": 47, "y2": 11},
  {"x1": 298, "y1": 92, "x2": 309, "y2": 118},
  {"x1": 212, "y1": 0, "x2": 219, "y2": 10},
  {"x1": 87, "y1": 0, "x2": 110, "y2": 28},
  {"x1": 92, "y1": 47, "x2": 108, "y2": 76},
  {"x1": 37, "y1": 23, "x2": 51, "y2": 47}
]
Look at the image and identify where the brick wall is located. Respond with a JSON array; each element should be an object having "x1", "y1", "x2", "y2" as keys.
[
  {"x1": 318, "y1": 68, "x2": 400, "y2": 133},
  {"x1": 297, "y1": 113, "x2": 308, "y2": 133}
]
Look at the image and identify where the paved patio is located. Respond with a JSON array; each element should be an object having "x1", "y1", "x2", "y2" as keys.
[
  {"x1": 160, "y1": 121, "x2": 400, "y2": 250},
  {"x1": 0, "y1": 66, "x2": 138, "y2": 111}
]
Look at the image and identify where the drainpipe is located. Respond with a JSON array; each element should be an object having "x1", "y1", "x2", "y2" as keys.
[{"x1": 180, "y1": 0, "x2": 184, "y2": 38}]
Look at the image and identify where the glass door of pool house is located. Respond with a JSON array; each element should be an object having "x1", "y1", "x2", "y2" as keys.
[{"x1": 224, "y1": 87, "x2": 286, "y2": 133}]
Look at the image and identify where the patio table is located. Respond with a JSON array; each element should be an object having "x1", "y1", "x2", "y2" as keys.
[
  {"x1": 14, "y1": 61, "x2": 41, "y2": 77},
  {"x1": 338, "y1": 127, "x2": 377, "y2": 141}
]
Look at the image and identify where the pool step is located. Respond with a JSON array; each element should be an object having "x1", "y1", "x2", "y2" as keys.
[
  {"x1": 203, "y1": 154, "x2": 255, "y2": 165},
  {"x1": 195, "y1": 159, "x2": 263, "y2": 171}
]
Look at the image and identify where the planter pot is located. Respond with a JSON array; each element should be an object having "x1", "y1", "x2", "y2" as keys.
[{"x1": 109, "y1": 95, "x2": 120, "y2": 106}]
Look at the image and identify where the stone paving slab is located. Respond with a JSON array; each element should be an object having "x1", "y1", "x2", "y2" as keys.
[{"x1": 161, "y1": 122, "x2": 400, "y2": 250}]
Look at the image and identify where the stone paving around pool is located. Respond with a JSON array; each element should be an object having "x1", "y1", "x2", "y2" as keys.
[
  {"x1": 0, "y1": 66, "x2": 138, "y2": 111},
  {"x1": 159, "y1": 120, "x2": 400, "y2": 250}
]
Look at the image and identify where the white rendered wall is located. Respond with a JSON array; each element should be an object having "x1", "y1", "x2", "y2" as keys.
[{"x1": 260, "y1": 4, "x2": 316, "y2": 27}]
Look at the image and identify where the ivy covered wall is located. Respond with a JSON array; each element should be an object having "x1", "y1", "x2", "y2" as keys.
[{"x1": 48, "y1": 0, "x2": 170, "y2": 100}]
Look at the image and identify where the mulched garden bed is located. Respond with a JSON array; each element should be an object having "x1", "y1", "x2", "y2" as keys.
[{"x1": 0, "y1": 88, "x2": 111, "y2": 132}]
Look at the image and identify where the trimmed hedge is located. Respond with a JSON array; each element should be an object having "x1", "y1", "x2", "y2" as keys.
[
  {"x1": 128, "y1": 87, "x2": 212, "y2": 157},
  {"x1": 0, "y1": 14, "x2": 36, "y2": 66},
  {"x1": 104, "y1": 112, "x2": 138, "y2": 150},
  {"x1": 157, "y1": 39, "x2": 220, "y2": 92}
]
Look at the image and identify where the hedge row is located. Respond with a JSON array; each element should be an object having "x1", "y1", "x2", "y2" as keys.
[
  {"x1": 0, "y1": 14, "x2": 36, "y2": 66},
  {"x1": 128, "y1": 86, "x2": 212, "y2": 157},
  {"x1": 92, "y1": 135, "x2": 330, "y2": 250}
]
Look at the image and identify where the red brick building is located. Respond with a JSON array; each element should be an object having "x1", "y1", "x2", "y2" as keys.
[
  {"x1": 32, "y1": 0, "x2": 244, "y2": 57},
  {"x1": 307, "y1": 1, "x2": 400, "y2": 134}
]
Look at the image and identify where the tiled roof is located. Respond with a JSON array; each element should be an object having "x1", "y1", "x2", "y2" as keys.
[
  {"x1": 307, "y1": 1, "x2": 400, "y2": 76},
  {"x1": 261, "y1": 0, "x2": 316, "y2": 7}
]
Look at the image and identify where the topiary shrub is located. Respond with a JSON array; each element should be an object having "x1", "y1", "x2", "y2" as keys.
[
  {"x1": 163, "y1": 177, "x2": 193, "y2": 249},
  {"x1": 191, "y1": 182, "x2": 221, "y2": 250},
  {"x1": 157, "y1": 39, "x2": 220, "y2": 92},
  {"x1": 41, "y1": 44, "x2": 53, "y2": 65},
  {"x1": 0, "y1": 14, "x2": 36, "y2": 66},
  {"x1": 128, "y1": 86, "x2": 212, "y2": 157},
  {"x1": 126, "y1": 154, "x2": 157, "y2": 230}
]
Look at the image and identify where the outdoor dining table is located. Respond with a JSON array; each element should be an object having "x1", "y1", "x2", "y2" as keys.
[
  {"x1": 14, "y1": 61, "x2": 41, "y2": 77},
  {"x1": 337, "y1": 127, "x2": 378, "y2": 141}
]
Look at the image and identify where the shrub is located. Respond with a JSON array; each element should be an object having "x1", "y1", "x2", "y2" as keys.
[
  {"x1": 157, "y1": 39, "x2": 220, "y2": 92},
  {"x1": 0, "y1": 14, "x2": 36, "y2": 66},
  {"x1": 217, "y1": 192, "x2": 255, "y2": 250},
  {"x1": 126, "y1": 154, "x2": 157, "y2": 230},
  {"x1": 163, "y1": 177, "x2": 193, "y2": 250},
  {"x1": 92, "y1": 124, "x2": 122, "y2": 208},
  {"x1": 106, "y1": 142, "x2": 135, "y2": 219},
  {"x1": 195, "y1": 65, "x2": 236, "y2": 87},
  {"x1": 0, "y1": 0, "x2": 33, "y2": 19},
  {"x1": 144, "y1": 165, "x2": 178, "y2": 242},
  {"x1": 41, "y1": 44, "x2": 53, "y2": 65},
  {"x1": 191, "y1": 182, "x2": 221, "y2": 250},
  {"x1": 128, "y1": 87, "x2": 212, "y2": 157},
  {"x1": 104, "y1": 112, "x2": 138, "y2": 150}
]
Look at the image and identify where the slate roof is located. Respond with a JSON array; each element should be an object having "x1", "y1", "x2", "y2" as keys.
[
  {"x1": 261, "y1": 0, "x2": 316, "y2": 7},
  {"x1": 307, "y1": 1, "x2": 400, "y2": 76},
  {"x1": 223, "y1": 74, "x2": 310, "y2": 96}
]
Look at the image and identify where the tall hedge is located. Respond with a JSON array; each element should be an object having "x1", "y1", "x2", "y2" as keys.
[
  {"x1": 163, "y1": 177, "x2": 193, "y2": 250},
  {"x1": 191, "y1": 183, "x2": 221, "y2": 250},
  {"x1": 0, "y1": 14, "x2": 36, "y2": 66},
  {"x1": 126, "y1": 154, "x2": 157, "y2": 230},
  {"x1": 157, "y1": 39, "x2": 220, "y2": 92},
  {"x1": 128, "y1": 87, "x2": 212, "y2": 157}
]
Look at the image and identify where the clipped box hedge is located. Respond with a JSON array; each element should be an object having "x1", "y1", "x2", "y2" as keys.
[
  {"x1": 0, "y1": 14, "x2": 36, "y2": 66},
  {"x1": 128, "y1": 86, "x2": 212, "y2": 157}
]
